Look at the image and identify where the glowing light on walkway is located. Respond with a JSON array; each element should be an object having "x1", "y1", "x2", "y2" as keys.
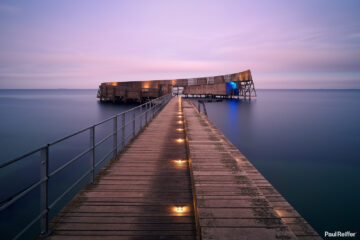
[
  {"x1": 173, "y1": 206, "x2": 186, "y2": 215},
  {"x1": 174, "y1": 160, "x2": 186, "y2": 165}
]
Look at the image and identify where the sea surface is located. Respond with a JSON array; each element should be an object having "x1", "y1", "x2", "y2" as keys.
[
  {"x1": 202, "y1": 89, "x2": 360, "y2": 235},
  {"x1": 0, "y1": 89, "x2": 137, "y2": 161},
  {"x1": 0, "y1": 89, "x2": 359, "y2": 238},
  {"x1": 0, "y1": 89, "x2": 138, "y2": 239}
]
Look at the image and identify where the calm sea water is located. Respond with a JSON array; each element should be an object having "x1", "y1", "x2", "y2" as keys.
[
  {"x1": 202, "y1": 90, "x2": 360, "y2": 235},
  {"x1": 0, "y1": 89, "x2": 138, "y2": 239},
  {"x1": 0, "y1": 89, "x2": 359, "y2": 238},
  {"x1": 0, "y1": 89, "x2": 137, "y2": 161}
]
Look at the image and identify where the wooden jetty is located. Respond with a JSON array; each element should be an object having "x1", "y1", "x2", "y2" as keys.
[
  {"x1": 45, "y1": 97, "x2": 195, "y2": 239},
  {"x1": 44, "y1": 97, "x2": 320, "y2": 240}
]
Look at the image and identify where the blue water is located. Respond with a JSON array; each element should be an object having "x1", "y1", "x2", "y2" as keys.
[
  {"x1": 0, "y1": 89, "x2": 137, "y2": 161},
  {"x1": 0, "y1": 89, "x2": 139, "y2": 239},
  {"x1": 202, "y1": 90, "x2": 360, "y2": 236},
  {"x1": 0, "y1": 89, "x2": 359, "y2": 238}
]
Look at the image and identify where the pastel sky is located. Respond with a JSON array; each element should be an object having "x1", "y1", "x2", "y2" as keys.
[{"x1": 0, "y1": 0, "x2": 360, "y2": 89}]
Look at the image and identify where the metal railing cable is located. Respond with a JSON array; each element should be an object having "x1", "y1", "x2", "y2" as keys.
[{"x1": 0, "y1": 94, "x2": 172, "y2": 239}]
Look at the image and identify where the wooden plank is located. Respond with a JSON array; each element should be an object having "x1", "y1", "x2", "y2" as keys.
[
  {"x1": 48, "y1": 236, "x2": 195, "y2": 240},
  {"x1": 52, "y1": 230, "x2": 195, "y2": 236},
  {"x1": 53, "y1": 216, "x2": 195, "y2": 224}
]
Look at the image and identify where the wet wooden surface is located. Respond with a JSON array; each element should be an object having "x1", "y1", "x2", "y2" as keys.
[
  {"x1": 46, "y1": 97, "x2": 196, "y2": 240},
  {"x1": 182, "y1": 100, "x2": 321, "y2": 240}
]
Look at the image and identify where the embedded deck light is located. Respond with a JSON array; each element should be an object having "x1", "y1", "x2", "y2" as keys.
[
  {"x1": 275, "y1": 209, "x2": 285, "y2": 217},
  {"x1": 176, "y1": 138, "x2": 184, "y2": 143},
  {"x1": 176, "y1": 128, "x2": 184, "y2": 132},
  {"x1": 177, "y1": 121, "x2": 183, "y2": 124},
  {"x1": 174, "y1": 160, "x2": 186, "y2": 165},
  {"x1": 173, "y1": 206, "x2": 186, "y2": 214}
]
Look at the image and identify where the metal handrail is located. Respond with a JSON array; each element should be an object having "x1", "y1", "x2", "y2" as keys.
[
  {"x1": 0, "y1": 146, "x2": 45, "y2": 168},
  {"x1": 13, "y1": 210, "x2": 47, "y2": 240},
  {"x1": 49, "y1": 127, "x2": 91, "y2": 146},
  {"x1": 94, "y1": 132, "x2": 115, "y2": 148},
  {"x1": 0, "y1": 178, "x2": 44, "y2": 211},
  {"x1": 48, "y1": 147, "x2": 92, "y2": 177},
  {"x1": 0, "y1": 93, "x2": 172, "y2": 240},
  {"x1": 48, "y1": 168, "x2": 92, "y2": 210},
  {"x1": 95, "y1": 147, "x2": 116, "y2": 168}
]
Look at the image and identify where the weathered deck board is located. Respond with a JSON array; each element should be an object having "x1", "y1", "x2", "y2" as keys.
[
  {"x1": 46, "y1": 98, "x2": 196, "y2": 240},
  {"x1": 182, "y1": 100, "x2": 321, "y2": 240}
]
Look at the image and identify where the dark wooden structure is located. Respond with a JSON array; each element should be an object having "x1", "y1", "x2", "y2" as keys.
[
  {"x1": 182, "y1": 70, "x2": 256, "y2": 98},
  {"x1": 97, "y1": 80, "x2": 174, "y2": 103},
  {"x1": 97, "y1": 70, "x2": 256, "y2": 103}
]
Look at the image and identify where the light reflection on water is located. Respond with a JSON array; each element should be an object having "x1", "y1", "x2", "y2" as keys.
[{"x1": 202, "y1": 89, "x2": 360, "y2": 235}]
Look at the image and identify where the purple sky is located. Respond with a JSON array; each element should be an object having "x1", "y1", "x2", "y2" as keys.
[{"x1": 0, "y1": 0, "x2": 359, "y2": 89}]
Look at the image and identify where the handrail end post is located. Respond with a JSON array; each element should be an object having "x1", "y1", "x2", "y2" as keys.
[
  {"x1": 113, "y1": 117, "x2": 117, "y2": 159},
  {"x1": 90, "y1": 126, "x2": 95, "y2": 184},
  {"x1": 40, "y1": 145, "x2": 50, "y2": 237},
  {"x1": 132, "y1": 110, "x2": 136, "y2": 137},
  {"x1": 121, "y1": 113, "x2": 125, "y2": 149},
  {"x1": 39, "y1": 229, "x2": 53, "y2": 238},
  {"x1": 140, "y1": 105, "x2": 143, "y2": 129}
]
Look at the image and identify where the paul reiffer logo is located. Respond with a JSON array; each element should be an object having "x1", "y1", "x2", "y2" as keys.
[{"x1": 324, "y1": 231, "x2": 357, "y2": 238}]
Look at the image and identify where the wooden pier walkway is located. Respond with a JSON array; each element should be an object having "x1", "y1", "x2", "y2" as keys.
[
  {"x1": 47, "y1": 98, "x2": 196, "y2": 240},
  {"x1": 45, "y1": 97, "x2": 320, "y2": 240}
]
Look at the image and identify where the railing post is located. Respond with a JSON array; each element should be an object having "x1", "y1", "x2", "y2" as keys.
[
  {"x1": 40, "y1": 145, "x2": 50, "y2": 237},
  {"x1": 145, "y1": 103, "x2": 148, "y2": 125},
  {"x1": 152, "y1": 101, "x2": 155, "y2": 116},
  {"x1": 140, "y1": 105, "x2": 143, "y2": 128},
  {"x1": 113, "y1": 116, "x2": 117, "y2": 159},
  {"x1": 151, "y1": 101, "x2": 154, "y2": 119},
  {"x1": 153, "y1": 101, "x2": 156, "y2": 117},
  {"x1": 132, "y1": 109, "x2": 136, "y2": 137},
  {"x1": 90, "y1": 126, "x2": 95, "y2": 184},
  {"x1": 121, "y1": 113, "x2": 125, "y2": 148},
  {"x1": 121, "y1": 113, "x2": 125, "y2": 149}
]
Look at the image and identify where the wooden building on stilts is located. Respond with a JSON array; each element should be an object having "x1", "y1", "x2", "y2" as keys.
[{"x1": 97, "y1": 69, "x2": 256, "y2": 103}]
